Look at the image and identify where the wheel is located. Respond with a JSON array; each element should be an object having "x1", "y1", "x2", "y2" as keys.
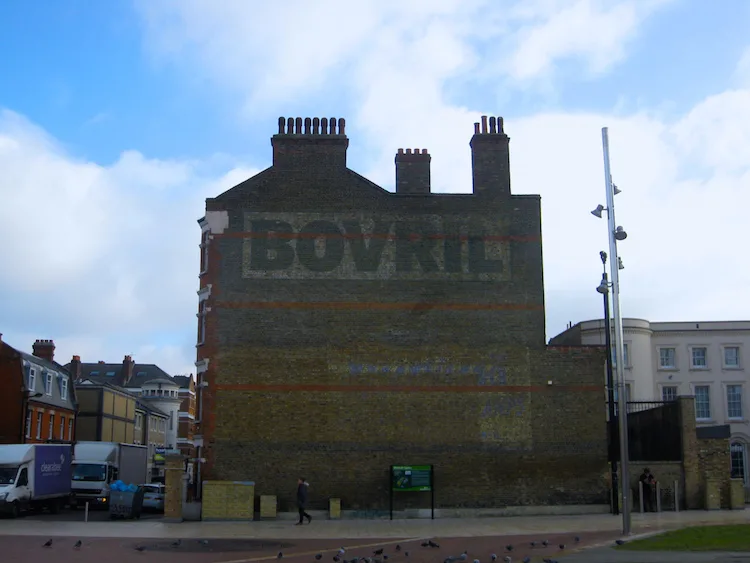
[
  {"x1": 10, "y1": 502, "x2": 20, "y2": 519},
  {"x1": 50, "y1": 500, "x2": 60, "y2": 514}
]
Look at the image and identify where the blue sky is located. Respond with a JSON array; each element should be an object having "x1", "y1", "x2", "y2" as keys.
[{"x1": 1, "y1": 0, "x2": 749, "y2": 375}]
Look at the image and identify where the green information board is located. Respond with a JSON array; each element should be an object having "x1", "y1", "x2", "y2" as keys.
[{"x1": 392, "y1": 465, "x2": 432, "y2": 492}]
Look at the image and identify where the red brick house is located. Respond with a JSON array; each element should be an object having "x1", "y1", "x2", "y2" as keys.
[{"x1": 0, "y1": 335, "x2": 77, "y2": 444}]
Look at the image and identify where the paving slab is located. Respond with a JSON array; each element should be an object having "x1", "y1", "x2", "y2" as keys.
[
  {"x1": 1, "y1": 509, "x2": 749, "y2": 540},
  {"x1": 560, "y1": 546, "x2": 750, "y2": 563},
  {"x1": 0, "y1": 531, "x2": 622, "y2": 563}
]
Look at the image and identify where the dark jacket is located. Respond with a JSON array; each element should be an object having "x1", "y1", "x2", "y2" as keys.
[{"x1": 297, "y1": 483, "x2": 308, "y2": 507}]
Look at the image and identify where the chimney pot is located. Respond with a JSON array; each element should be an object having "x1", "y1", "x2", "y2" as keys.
[
  {"x1": 395, "y1": 147, "x2": 431, "y2": 195},
  {"x1": 271, "y1": 115, "x2": 350, "y2": 171},
  {"x1": 470, "y1": 115, "x2": 511, "y2": 198},
  {"x1": 32, "y1": 339, "x2": 56, "y2": 363}
]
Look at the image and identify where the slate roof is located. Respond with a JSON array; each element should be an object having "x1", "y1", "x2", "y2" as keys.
[
  {"x1": 65, "y1": 361, "x2": 173, "y2": 389},
  {"x1": 16, "y1": 350, "x2": 78, "y2": 411},
  {"x1": 172, "y1": 375, "x2": 193, "y2": 390}
]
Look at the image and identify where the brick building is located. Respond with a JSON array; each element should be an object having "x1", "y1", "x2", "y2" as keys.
[
  {"x1": 195, "y1": 116, "x2": 607, "y2": 511},
  {"x1": 0, "y1": 337, "x2": 77, "y2": 444},
  {"x1": 66, "y1": 357, "x2": 196, "y2": 474}
]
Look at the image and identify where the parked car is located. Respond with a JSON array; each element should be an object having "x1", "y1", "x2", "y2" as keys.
[{"x1": 141, "y1": 483, "x2": 165, "y2": 512}]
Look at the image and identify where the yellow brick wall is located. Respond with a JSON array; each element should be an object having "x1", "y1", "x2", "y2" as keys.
[{"x1": 202, "y1": 481, "x2": 255, "y2": 521}]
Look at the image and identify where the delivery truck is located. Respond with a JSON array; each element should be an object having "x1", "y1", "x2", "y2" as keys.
[
  {"x1": 70, "y1": 442, "x2": 148, "y2": 508},
  {"x1": 0, "y1": 443, "x2": 73, "y2": 518}
]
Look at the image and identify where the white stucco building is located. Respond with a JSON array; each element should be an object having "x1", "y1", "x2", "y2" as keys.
[{"x1": 550, "y1": 319, "x2": 750, "y2": 486}]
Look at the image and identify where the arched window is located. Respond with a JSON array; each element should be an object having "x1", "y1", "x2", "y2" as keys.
[{"x1": 730, "y1": 441, "x2": 747, "y2": 482}]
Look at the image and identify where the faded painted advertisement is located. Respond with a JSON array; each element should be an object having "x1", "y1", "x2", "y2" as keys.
[{"x1": 241, "y1": 212, "x2": 511, "y2": 281}]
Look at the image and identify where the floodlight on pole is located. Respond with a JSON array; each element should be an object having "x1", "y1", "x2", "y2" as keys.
[{"x1": 599, "y1": 126, "x2": 632, "y2": 536}]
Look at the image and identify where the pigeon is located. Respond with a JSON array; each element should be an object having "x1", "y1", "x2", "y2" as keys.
[
  {"x1": 615, "y1": 540, "x2": 625, "y2": 546},
  {"x1": 199, "y1": 540, "x2": 209, "y2": 546},
  {"x1": 460, "y1": 554, "x2": 468, "y2": 561},
  {"x1": 529, "y1": 542, "x2": 536, "y2": 548},
  {"x1": 429, "y1": 541, "x2": 440, "y2": 549},
  {"x1": 542, "y1": 559, "x2": 552, "y2": 563},
  {"x1": 444, "y1": 556, "x2": 458, "y2": 563},
  {"x1": 316, "y1": 555, "x2": 323, "y2": 560},
  {"x1": 135, "y1": 545, "x2": 146, "y2": 552},
  {"x1": 473, "y1": 559, "x2": 480, "y2": 563},
  {"x1": 405, "y1": 552, "x2": 410, "y2": 558},
  {"x1": 574, "y1": 536, "x2": 580, "y2": 543},
  {"x1": 374, "y1": 549, "x2": 384, "y2": 555},
  {"x1": 542, "y1": 540, "x2": 549, "y2": 547},
  {"x1": 74, "y1": 540, "x2": 82, "y2": 549},
  {"x1": 506, "y1": 545, "x2": 513, "y2": 552},
  {"x1": 172, "y1": 540, "x2": 182, "y2": 548},
  {"x1": 558, "y1": 544, "x2": 565, "y2": 550},
  {"x1": 491, "y1": 554, "x2": 497, "y2": 561},
  {"x1": 334, "y1": 556, "x2": 341, "y2": 562},
  {"x1": 422, "y1": 543, "x2": 430, "y2": 548},
  {"x1": 383, "y1": 556, "x2": 389, "y2": 561},
  {"x1": 522, "y1": 558, "x2": 530, "y2": 563},
  {"x1": 43, "y1": 539, "x2": 53, "y2": 548},
  {"x1": 503, "y1": 557, "x2": 511, "y2": 563},
  {"x1": 278, "y1": 552, "x2": 284, "y2": 559}
]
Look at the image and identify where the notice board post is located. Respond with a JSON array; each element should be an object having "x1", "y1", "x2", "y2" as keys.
[{"x1": 389, "y1": 465, "x2": 434, "y2": 520}]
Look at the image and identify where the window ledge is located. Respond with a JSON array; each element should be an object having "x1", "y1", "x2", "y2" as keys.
[
  {"x1": 657, "y1": 367, "x2": 678, "y2": 372},
  {"x1": 696, "y1": 418, "x2": 715, "y2": 424},
  {"x1": 689, "y1": 367, "x2": 710, "y2": 371},
  {"x1": 723, "y1": 366, "x2": 743, "y2": 371}
]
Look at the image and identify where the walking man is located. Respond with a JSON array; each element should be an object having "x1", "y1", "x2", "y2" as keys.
[{"x1": 296, "y1": 477, "x2": 312, "y2": 525}]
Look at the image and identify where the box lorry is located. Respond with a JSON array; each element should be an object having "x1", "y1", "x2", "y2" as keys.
[
  {"x1": 70, "y1": 442, "x2": 148, "y2": 508},
  {"x1": 0, "y1": 444, "x2": 73, "y2": 518}
]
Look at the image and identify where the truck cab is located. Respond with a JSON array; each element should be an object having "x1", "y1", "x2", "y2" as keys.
[
  {"x1": 70, "y1": 442, "x2": 148, "y2": 508},
  {"x1": 0, "y1": 444, "x2": 72, "y2": 517}
]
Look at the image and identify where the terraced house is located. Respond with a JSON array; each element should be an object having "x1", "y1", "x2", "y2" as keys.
[{"x1": 0, "y1": 337, "x2": 77, "y2": 444}]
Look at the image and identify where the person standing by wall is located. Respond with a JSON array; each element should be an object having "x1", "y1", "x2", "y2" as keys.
[
  {"x1": 639, "y1": 467, "x2": 657, "y2": 512},
  {"x1": 296, "y1": 477, "x2": 311, "y2": 525}
]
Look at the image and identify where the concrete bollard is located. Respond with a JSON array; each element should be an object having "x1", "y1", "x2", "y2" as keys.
[
  {"x1": 674, "y1": 480, "x2": 679, "y2": 512},
  {"x1": 639, "y1": 481, "x2": 644, "y2": 513},
  {"x1": 84, "y1": 501, "x2": 89, "y2": 522},
  {"x1": 656, "y1": 482, "x2": 661, "y2": 512}
]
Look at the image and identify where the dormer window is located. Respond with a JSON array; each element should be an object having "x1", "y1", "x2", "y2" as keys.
[
  {"x1": 61, "y1": 377, "x2": 69, "y2": 401},
  {"x1": 45, "y1": 372, "x2": 53, "y2": 395}
]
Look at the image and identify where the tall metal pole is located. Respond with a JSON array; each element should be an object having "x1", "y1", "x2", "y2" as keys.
[
  {"x1": 602, "y1": 269, "x2": 619, "y2": 515},
  {"x1": 602, "y1": 126, "x2": 631, "y2": 535}
]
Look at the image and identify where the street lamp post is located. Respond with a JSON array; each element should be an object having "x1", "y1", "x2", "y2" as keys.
[
  {"x1": 592, "y1": 126, "x2": 631, "y2": 536},
  {"x1": 597, "y1": 252, "x2": 619, "y2": 515}
]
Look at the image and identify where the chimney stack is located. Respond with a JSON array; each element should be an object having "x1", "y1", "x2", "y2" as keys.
[
  {"x1": 470, "y1": 115, "x2": 511, "y2": 198},
  {"x1": 70, "y1": 355, "x2": 82, "y2": 382},
  {"x1": 122, "y1": 355, "x2": 135, "y2": 386},
  {"x1": 271, "y1": 116, "x2": 349, "y2": 175},
  {"x1": 32, "y1": 339, "x2": 55, "y2": 363},
  {"x1": 395, "y1": 148, "x2": 431, "y2": 195}
]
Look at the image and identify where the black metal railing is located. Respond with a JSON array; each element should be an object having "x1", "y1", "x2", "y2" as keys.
[{"x1": 608, "y1": 399, "x2": 682, "y2": 462}]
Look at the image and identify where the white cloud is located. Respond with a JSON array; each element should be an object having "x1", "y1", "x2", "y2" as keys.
[
  {"x1": 0, "y1": 109, "x2": 259, "y2": 375},
  {"x1": 131, "y1": 0, "x2": 750, "y2": 339},
  {"x1": 4, "y1": 0, "x2": 748, "y2": 382}
]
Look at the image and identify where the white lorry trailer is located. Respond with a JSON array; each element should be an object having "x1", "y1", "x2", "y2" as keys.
[{"x1": 70, "y1": 441, "x2": 148, "y2": 508}]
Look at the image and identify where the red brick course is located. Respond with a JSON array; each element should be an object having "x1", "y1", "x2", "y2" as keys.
[{"x1": 0, "y1": 531, "x2": 622, "y2": 563}]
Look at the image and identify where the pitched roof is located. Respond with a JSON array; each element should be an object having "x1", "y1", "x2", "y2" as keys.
[
  {"x1": 65, "y1": 361, "x2": 175, "y2": 389},
  {"x1": 17, "y1": 350, "x2": 78, "y2": 411},
  {"x1": 172, "y1": 375, "x2": 193, "y2": 390}
]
